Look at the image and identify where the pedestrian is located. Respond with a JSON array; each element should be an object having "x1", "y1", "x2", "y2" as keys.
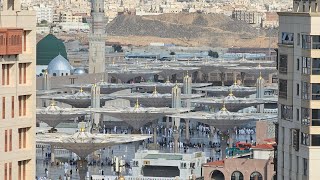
[{"x1": 45, "y1": 168, "x2": 48, "y2": 177}]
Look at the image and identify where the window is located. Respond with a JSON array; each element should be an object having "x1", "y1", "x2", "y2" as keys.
[
  {"x1": 297, "y1": 33, "x2": 300, "y2": 46},
  {"x1": 302, "y1": 82, "x2": 310, "y2": 100},
  {"x1": 5, "y1": 130, "x2": 7, "y2": 152},
  {"x1": 11, "y1": 96, "x2": 14, "y2": 118},
  {"x1": 9, "y1": 129, "x2": 12, "y2": 151},
  {"x1": 4, "y1": 163, "x2": 7, "y2": 180},
  {"x1": 302, "y1": 35, "x2": 312, "y2": 49},
  {"x1": 297, "y1": 58, "x2": 300, "y2": 71},
  {"x1": 2, "y1": 97, "x2": 5, "y2": 119},
  {"x1": 302, "y1": 35, "x2": 320, "y2": 49},
  {"x1": 18, "y1": 160, "x2": 28, "y2": 180},
  {"x1": 312, "y1": 58, "x2": 320, "y2": 75},
  {"x1": 23, "y1": 31, "x2": 26, "y2": 52},
  {"x1": 279, "y1": 55, "x2": 288, "y2": 73},
  {"x1": 302, "y1": 57, "x2": 311, "y2": 75},
  {"x1": 296, "y1": 156, "x2": 299, "y2": 174},
  {"x1": 312, "y1": 83, "x2": 320, "y2": 100},
  {"x1": 231, "y1": 171, "x2": 244, "y2": 180},
  {"x1": 303, "y1": 158, "x2": 308, "y2": 175},
  {"x1": 297, "y1": 83, "x2": 300, "y2": 96},
  {"x1": 250, "y1": 172, "x2": 262, "y2": 180},
  {"x1": 312, "y1": 109, "x2": 320, "y2": 126},
  {"x1": 18, "y1": 63, "x2": 27, "y2": 84},
  {"x1": 302, "y1": 108, "x2": 310, "y2": 125},
  {"x1": 18, "y1": 128, "x2": 27, "y2": 149},
  {"x1": 279, "y1": 79, "x2": 287, "y2": 99},
  {"x1": 9, "y1": 162, "x2": 12, "y2": 180},
  {"x1": 281, "y1": 105, "x2": 293, "y2": 120},
  {"x1": 18, "y1": 95, "x2": 27, "y2": 116},
  {"x1": 282, "y1": 32, "x2": 294, "y2": 45},
  {"x1": 292, "y1": 129, "x2": 299, "y2": 151},
  {"x1": 2, "y1": 64, "x2": 10, "y2": 85},
  {"x1": 301, "y1": 132, "x2": 310, "y2": 146},
  {"x1": 312, "y1": 135, "x2": 320, "y2": 146},
  {"x1": 312, "y1": 35, "x2": 320, "y2": 49},
  {"x1": 297, "y1": 108, "x2": 300, "y2": 121}
]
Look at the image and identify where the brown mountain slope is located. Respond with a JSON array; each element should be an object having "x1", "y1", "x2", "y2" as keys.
[{"x1": 106, "y1": 13, "x2": 277, "y2": 48}]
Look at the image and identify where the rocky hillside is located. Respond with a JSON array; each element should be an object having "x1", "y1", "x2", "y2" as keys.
[{"x1": 107, "y1": 13, "x2": 264, "y2": 40}]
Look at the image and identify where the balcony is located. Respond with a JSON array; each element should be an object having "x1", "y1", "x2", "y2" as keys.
[{"x1": 0, "y1": 28, "x2": 23, "y2": 55}]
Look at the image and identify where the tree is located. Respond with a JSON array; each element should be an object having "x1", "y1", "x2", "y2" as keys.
[
  {"x1": 112, "y1": 44, "x2": 123, "y2": 52},
  {"x1": 170, "y1": 51, "x2": 175, "y2": 55},
  {"x1": 208, "y1": 50, "x2": 219, "y2": 58}
]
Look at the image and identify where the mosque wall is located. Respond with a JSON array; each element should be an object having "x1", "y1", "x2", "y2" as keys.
[{"x1": 36, "y1": 72, "x2": 108, "y2": 90}]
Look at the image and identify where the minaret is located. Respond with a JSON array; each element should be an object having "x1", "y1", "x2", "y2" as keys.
[
  {"x1": 91, "y1": 83, "x2": 101, "y2": 108},
  {"x1": 183, "y1": 71, "x2": 192, "y2": 95},
  {"x1": 87, "y1": 0, "x2": 107, "y2": 74},
  {"x1": 172, "y1": 83, "x2": 181, "y2": 108},
  {"x1": 91, "y1": 82, "x2": 101, "y2": 126},
  {"x1": 172, "y1": 83, "x2": 181, "y2": 129},
  {"x1": 256, "y1": 72, "x2": 265, "y2": 113},
  {"x1": 43, "y1": 70, "x2": 50, "y2": 90}
]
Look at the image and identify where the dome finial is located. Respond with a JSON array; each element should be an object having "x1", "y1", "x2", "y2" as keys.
[
  {"x1": 80, "y1": 86, "x2": 83, "y2": 92},
  {"x1": 234, "y1": 74, "x2": 237, "y2": 85},
  {"x1": 229, "y1": 88, "x2": 233, "y2": 96},
  {"x1": 152, "y1": 86, "x2": 158, "y2": 95},
  {"x1": 258, "y1": 71, "x2": 263, "y2": 80},
  {"x1": 221, "y1": 100, "x2": 227, "y2": 111},
  {"x1": 50, "y1": 98, "x2": 56, "y2": 106}
]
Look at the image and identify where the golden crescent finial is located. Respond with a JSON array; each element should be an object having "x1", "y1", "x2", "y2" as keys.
[
  {"x1": 258, "y1": 71, "x2": 263, "y2": 80},
  {"x1": 134, "y1": 98, "x2": 140, "y2": 109},
  {"x1": 229, "y1": 88, "x2": 233, "y2": 96},
  {"x1": 221, "y1": 100, "x2": 227, "y2": 111},
  {"x1": 153, "y1": 86, "x2": 158, "y2": 95}
]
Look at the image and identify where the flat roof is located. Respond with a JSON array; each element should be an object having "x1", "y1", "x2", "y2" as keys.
[{"x1": 144, "y1": 154, "x2": 183, "y2": 160}]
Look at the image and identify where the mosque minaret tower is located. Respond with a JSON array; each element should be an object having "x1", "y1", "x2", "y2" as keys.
[{"x1": 88, "y1": 0, "x2": 107, "y2": 74}]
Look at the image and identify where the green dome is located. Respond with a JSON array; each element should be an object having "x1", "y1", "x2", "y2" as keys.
[{"x1": 36, "y1": 34, "x2": 68, "y2": 65}]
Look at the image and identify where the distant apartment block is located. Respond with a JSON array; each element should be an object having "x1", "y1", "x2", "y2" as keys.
[{"x1": 232, "y1": 10, "x2": 262, "y2": 27}]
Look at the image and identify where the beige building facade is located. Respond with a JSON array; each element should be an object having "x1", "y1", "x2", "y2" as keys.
[
  {"x1": 203, "y1": 157, "x2": 275, "y2": 180},
  {"x1": 277, "y1": 0, "x2": 320, "y2": 180},
  {"x1": 0, "y1": 0, "x2": 36, "y2": 179}
]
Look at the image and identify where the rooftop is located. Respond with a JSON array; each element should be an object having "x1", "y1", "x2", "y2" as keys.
[{"x1": 144, "y1": 154, "x2": 183, "y2": 160}]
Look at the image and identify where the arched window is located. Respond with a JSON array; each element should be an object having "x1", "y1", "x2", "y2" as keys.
[
  {"x1": 250, "y1": 171, "x2": 263, "y2": 180},
  {"x1": 211, "y1": 170, "x2": 224, "y2": 180},
  {"x1": 53, "y1": 73, "x2": 56, "y2": 76},
  {"x1": 231, "y1": 171, "x2": 244, "y2": 180}
]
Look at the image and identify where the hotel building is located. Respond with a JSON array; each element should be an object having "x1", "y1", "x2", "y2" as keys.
[
  {"x1": 0, "y1": 0, "x2": 36, "y2": 179},
  {"x1": 277, "y1": 0, "x2": 320, "y2": 179}
]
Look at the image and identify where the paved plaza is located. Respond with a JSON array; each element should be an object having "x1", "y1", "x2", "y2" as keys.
[{"x1": 36, "y1": 126, "x2": 256, "y2": 179}]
